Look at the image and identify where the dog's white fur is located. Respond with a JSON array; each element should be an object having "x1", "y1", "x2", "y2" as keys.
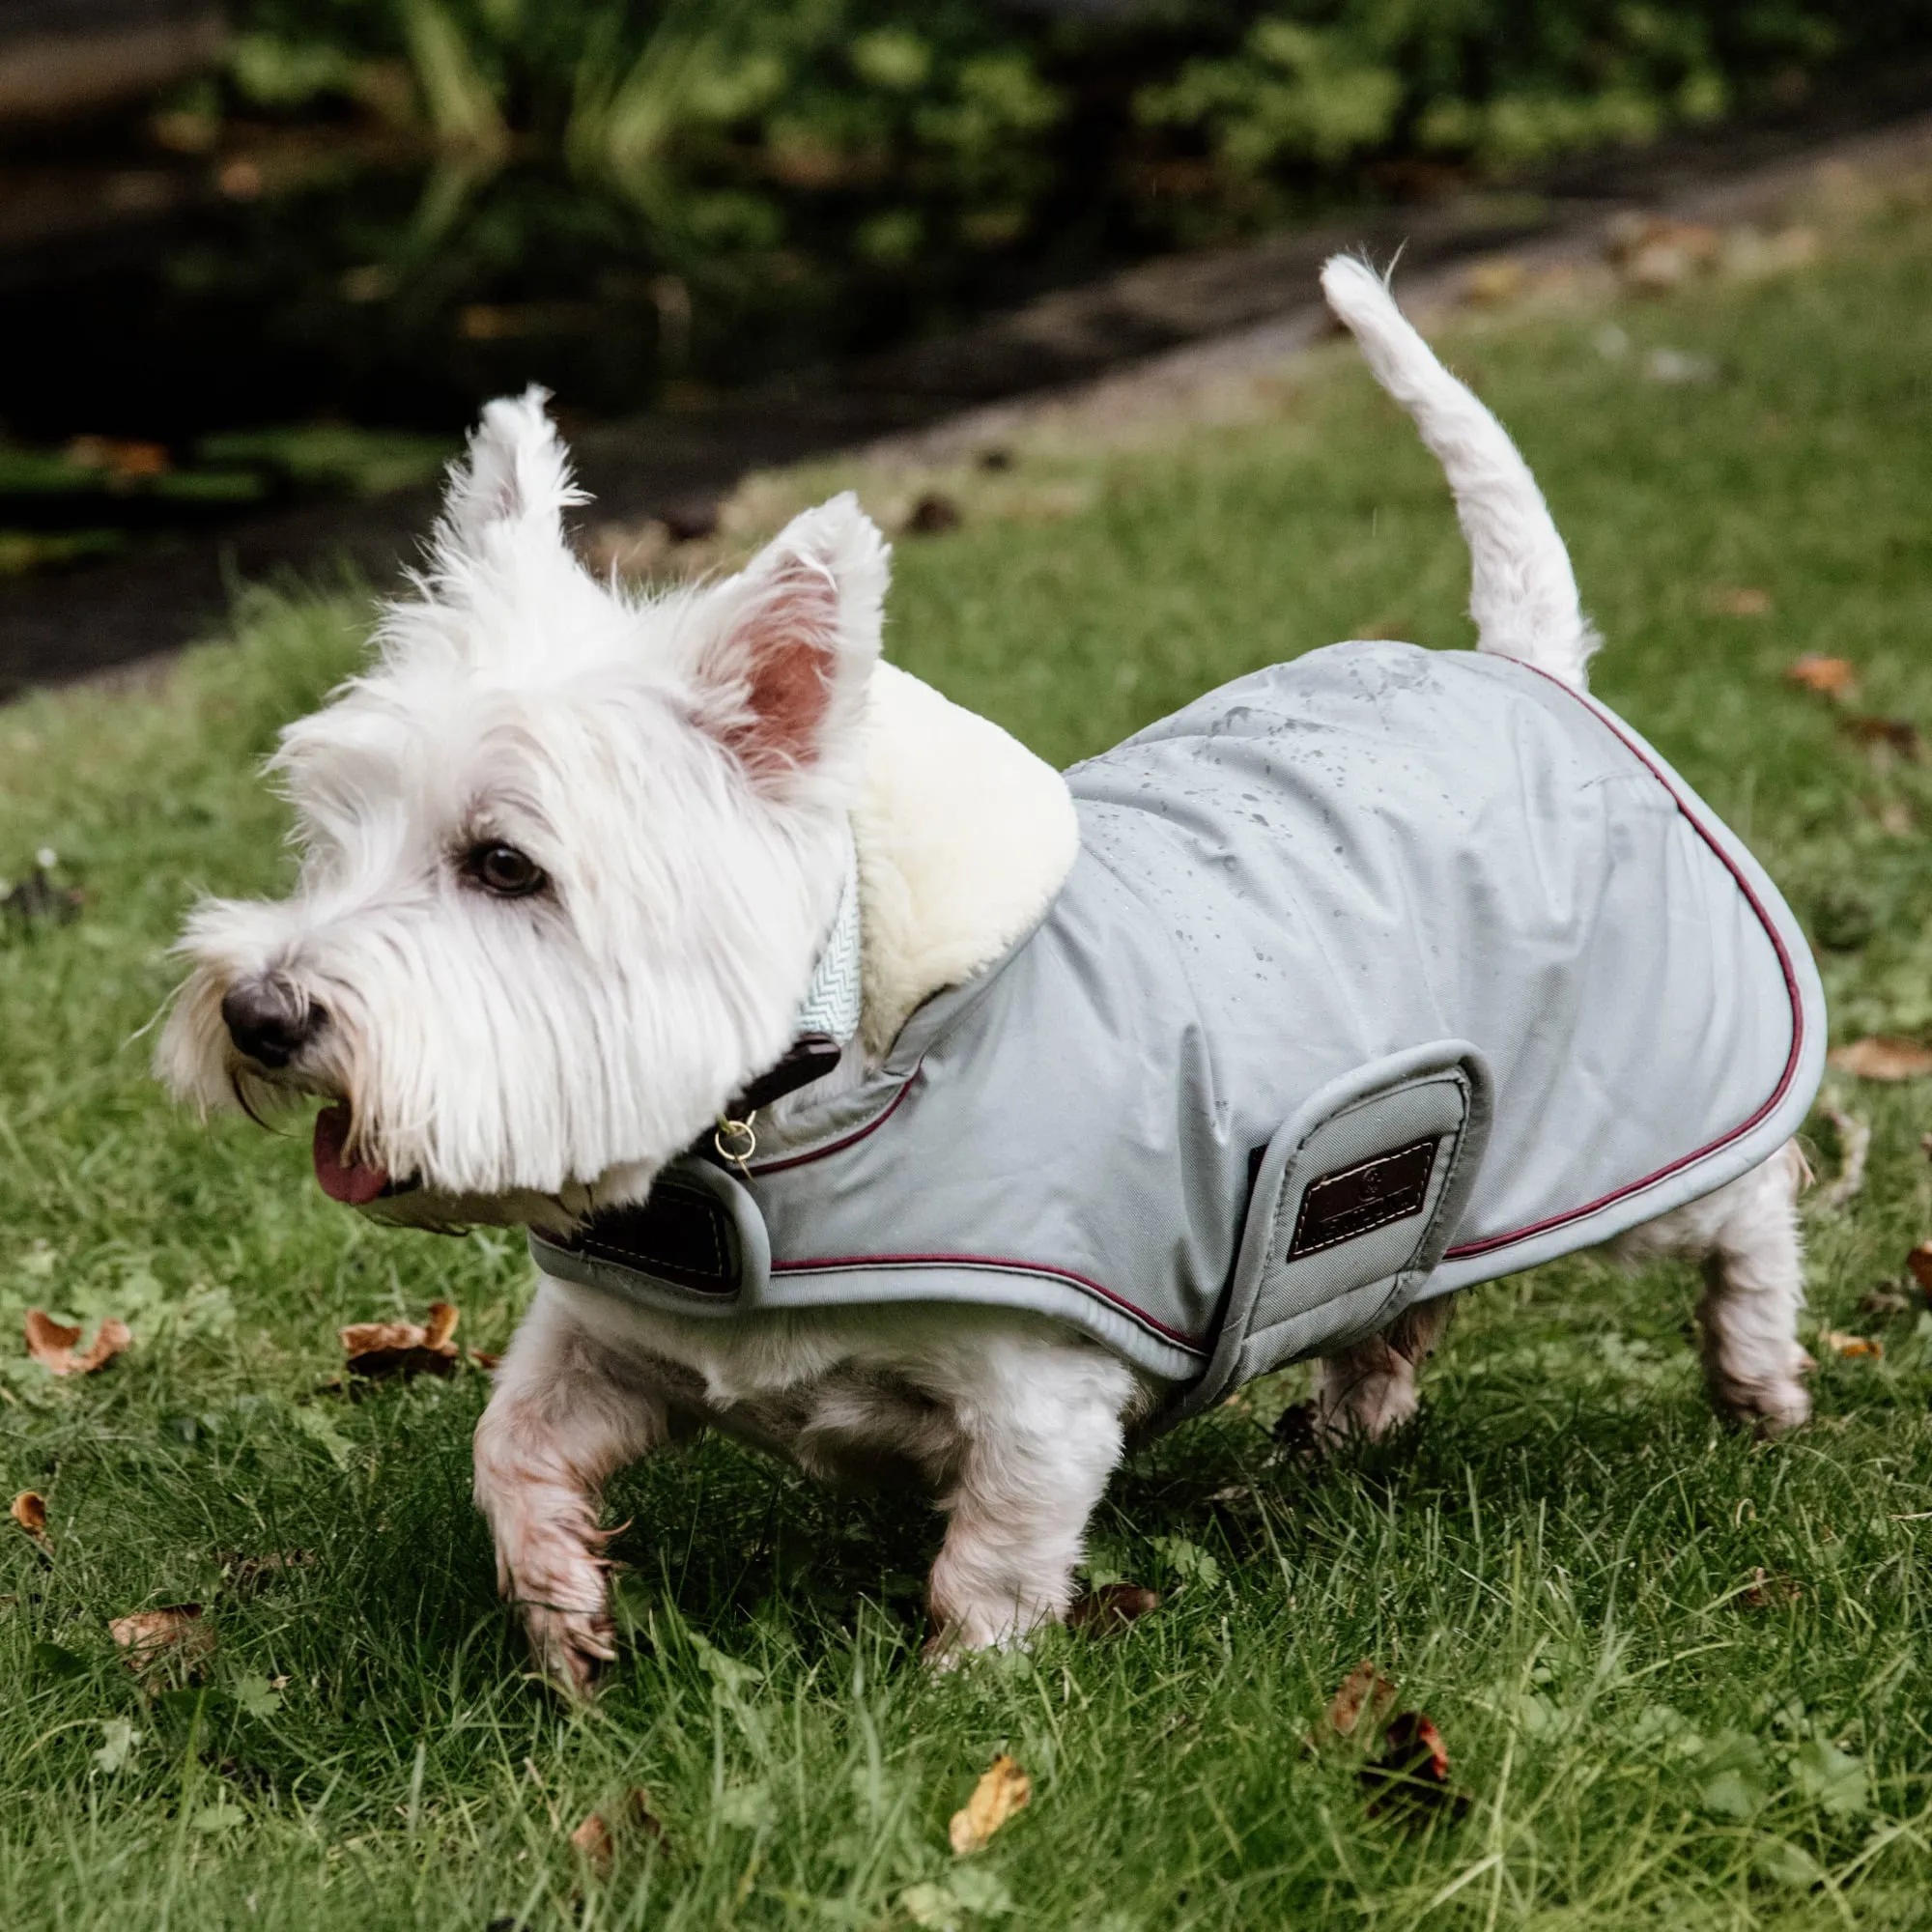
[{"x1": 159, "y1": 258, "x2": 1811, "y2": 1693}]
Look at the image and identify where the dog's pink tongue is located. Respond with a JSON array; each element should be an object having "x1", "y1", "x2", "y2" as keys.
[{"x1": 313, "y1": 1103, "x2": 389, "y2": 1207}]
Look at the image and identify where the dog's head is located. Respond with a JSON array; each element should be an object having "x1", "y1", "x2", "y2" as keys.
[{"x1": 157, "y1": 390, "x2": 888, "y2": 1228}]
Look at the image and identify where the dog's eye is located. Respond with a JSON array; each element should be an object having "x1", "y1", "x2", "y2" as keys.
[{"x1": 463, "y1": 842, "x2": 549, "y2": 899}]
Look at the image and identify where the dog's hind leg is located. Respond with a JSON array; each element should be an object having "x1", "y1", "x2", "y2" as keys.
[
  {"x1": 473, "y1": 1280, "x2": 669, "y2": 1696},
  {"x1": 1613, "y1": 1142, "x2": 1813, "y2": 1435},
  {"x1": 1306, "y1": 1293, "x2": 1455, "y2": 1447}
]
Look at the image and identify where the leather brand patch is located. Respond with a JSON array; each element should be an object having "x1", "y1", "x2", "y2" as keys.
[
  {"x1": 571, "y1": 1174, "x2": 739, "y2": 1295},
  {"x1": 1287, "y1": 1137, "x2": 1439, "y2": 1261}
]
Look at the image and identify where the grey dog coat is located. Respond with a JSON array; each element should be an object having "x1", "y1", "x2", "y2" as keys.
[{"x1": 534, "y1": 641, "x2": 1825, "y2": 1429}]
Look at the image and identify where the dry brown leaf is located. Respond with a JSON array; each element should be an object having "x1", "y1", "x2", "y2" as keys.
[
  {"x1": 1907, "y1": 1244, "x2": 1932, "y2": 1295},
  {"x1": 903, "y1": 492, "x2": 961, "y2": 536},
  {"x1": 570, "y1": 1789, "x2": 665, "y2": 1875},
  {"x1": 1829, "y1": 1037, "x2": 1932, "y2": 1081},
  {"x1": 1785, "y1": 654, "x2": 1857, "y2": 698},
  {"x1": 341, "y1": 1303, "x2": 465, "y2": 1379},
  {"x1": 109, "y1": 1603, "x2": 214, "y2": 1674},
  {"x1": 338, "y1": 1321, "x2": 426, "y2": 1354},
  {"x1": 1607, "y1": 216, "x2": 1721, "y2": 291},
  {"x1": 1710, "y1": 586, "x2": 1773, "y2": 617},
  {"x1": 1067, "y1": 1582, "x2": 1161, "y2": 1634},
  {"x1": 1878, "y1": 799, "x2": 1917, "y2": 838},
  {"x1": 1812, "y1": 1102, "x2": 1870, "y2": 1210},
  {"x1": 349, "y1": 1346, "x2": 462, "y2": 1381},
  {"x1": 949, "y1": 1754, "x2": 1031, "y2": 1855},
  {"x1": 1820, "y1": 1329, "x2": 1882, "y2": 1359},
  {"x1": 218, "y1": 1548, "x2": 315, "y2": 1596},
  {"x1": 1862, "y1": 1286, "x2": 1916, "y2": 1318},
  {"x1": 1842, "y1": 716, "x2": 1924, "y2": 761},
  {"x1": 1463, "y1": 256, "x2": 1529, "y2": 305},
  {"x1": 10, "y1": 1491, "x2": 48, "y2": 1543},
  {"x1": 1321, "y1": 1661, "x2": 1398, "y2": 1744},
  {"x1": 24, "y1": 1309, "x2": 131, "y2": 1377},
  {"x1": 570, "y1": 1810, "x2": 613, "y2": 1874},
  {"x1": 1737, "y1": 1566, "x2": 1802, "y2": 1609},
  {"x1": 1361, "y1": 1711, "x2": 1468, "y2": 1821}
]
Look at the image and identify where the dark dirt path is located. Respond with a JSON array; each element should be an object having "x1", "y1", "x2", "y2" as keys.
[{"x1": 7, "y1": 84, "x2": 1931, "y2": 703}]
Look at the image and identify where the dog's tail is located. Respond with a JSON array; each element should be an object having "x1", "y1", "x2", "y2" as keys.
[{"x1": 1320, "y1": 254, "x2": 1599, "y2": 688}]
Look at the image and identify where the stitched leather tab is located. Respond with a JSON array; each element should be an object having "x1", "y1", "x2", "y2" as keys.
[
  {"x1": 571, "y1": 1179, "x2": 738, "y2": 1295},
  {"x1": 1289, "y1": 1137, "x2": 1438, "y2": 1260},
  {"x1": 531, "y1": 1157, "x2": 770, "y2": 1311}
]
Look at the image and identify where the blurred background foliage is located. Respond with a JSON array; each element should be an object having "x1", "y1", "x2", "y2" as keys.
[
  {"x1": 9, "y1": 0, "x2": 1932, "y2": 537},
  {"x1": 138, "y1": 0, "x2": 1932, "y2": 421},
  {"x1": 212, "y1": 0, "x2": 1932, "y2": 241}
]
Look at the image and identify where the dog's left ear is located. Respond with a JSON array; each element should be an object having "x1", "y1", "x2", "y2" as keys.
[
  {"x1": 433, "y1": 386, "x2": 586, "y2": 565},
  {"x1": 691, "y1": 494, "x2": 890, "y2": 789}
]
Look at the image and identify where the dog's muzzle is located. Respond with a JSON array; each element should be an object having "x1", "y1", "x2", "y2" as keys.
[{"x1": 222, "y1": 975, "x2": 326, "y2": 1070}]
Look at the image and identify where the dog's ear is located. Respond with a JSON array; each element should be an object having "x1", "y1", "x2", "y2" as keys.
[
  {"x1": 433, "y1": 386, "x2": 586, "y2": 563},
  {"x1": 691, "y1": 494, "x2": 890, "y2": 789}
]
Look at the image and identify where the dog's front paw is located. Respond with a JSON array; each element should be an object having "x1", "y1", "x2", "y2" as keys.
[
  {"x1": 500, "y1": 1532, "x2": 618, "y2": 1700},
  {"x1": 521, "y1": 1599, "x2": 617, "y2": 1699}
]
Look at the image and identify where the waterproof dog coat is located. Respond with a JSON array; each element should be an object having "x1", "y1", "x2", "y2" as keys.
[{"x1": 533, "y1": 642, "x2": 1825, "y2": 1430}]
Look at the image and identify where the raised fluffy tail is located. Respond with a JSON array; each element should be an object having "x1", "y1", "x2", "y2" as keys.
[{"x1": 1321, "y1": 254, "x2": 1598, "y2": 687}]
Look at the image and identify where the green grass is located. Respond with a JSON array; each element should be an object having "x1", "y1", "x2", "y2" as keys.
[{"x1": 8, "y1": 187, "x2": 1932, "y2": 1929}]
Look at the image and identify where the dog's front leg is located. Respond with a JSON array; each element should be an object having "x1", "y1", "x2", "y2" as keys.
[
  {"x1": 473, "y1": 1280, "x2": 668, "y2": 1696},
  {"x1": 924, "y1": 1338, "x2": 1133, "y2": 1657}
]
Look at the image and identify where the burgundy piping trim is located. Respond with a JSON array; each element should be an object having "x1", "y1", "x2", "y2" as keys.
[
  {"x1": 770, "y1": 1251, "x2": 1205, "y2": 1352},
  {"x1": 747, "y1": 1069, "x2": 920, "y2": 1176},
  {"x1": 1442, "y1": 663, "x2": 1806, "y2": 1262}
]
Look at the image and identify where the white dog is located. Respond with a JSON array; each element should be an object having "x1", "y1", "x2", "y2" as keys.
[{"x1": 160, "y1": 260, "x2": 1823, "y2": 1694}]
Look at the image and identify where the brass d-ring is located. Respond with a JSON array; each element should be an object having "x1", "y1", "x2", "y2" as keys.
[{"x1": 713, "y1": 1111, "x2": 758, "y2": 1173}]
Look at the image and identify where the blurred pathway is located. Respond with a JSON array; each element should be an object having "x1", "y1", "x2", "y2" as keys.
[{"x1": 7, "y1": 96, "x2": 1932, "y2": 703}]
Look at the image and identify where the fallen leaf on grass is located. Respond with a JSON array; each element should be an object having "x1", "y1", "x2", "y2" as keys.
[
  {"x1": 1737, "y1": 1567, "x2": 1802, "y2": 1609},
  {"x1": 1841, "y1": 717, "x2": 1924, "y2": 761},
  {"x1": 1318, "y1": 1661, "x2": 1397, "y2": 1746},
  {"x1": 1784, "y1": 654, "x2": 1856, "y2": 698},
  {"x1": 1820, "y1": 1330, "x2": 1882, "y2": 1359},
  {"x1": 1861, "y1": 1286, "x2": 1917, "y2": 1318},
  {"x1": 1463, "y1": 255, "x2": 1528, "y2": 304},
  {"x1": 109, "y1": 1603, "x2": 214, "y2": 1676},
  {"x1": 903, "y1": 492, "x2": 961, "y2": 536},
  {"x1": 1605, "y1": 214, "x2": 1720, "y2": 291},
  {"x1": 217, "y1": 1548, "x2": 314, "y2": 1595},
  {"x1": 1828, "y1": 1037, "x2": 1932, "y2": 1081},
  {"x1": 10, "y1": 1491, "x2": 48, "y2": 1544},
  {"x1": 949, "y1": 1754, "x2": 1030, "y2": 1855},
  {"x1": 570, "y1": 1790, "x2": 665, "y2": 1875},
  {"x1": 1361, "y1": 1712, "x2": 1469, "y2": 1822},
  {"x1": 340, "y1": 1300, "x2": 463, "y2": 1379},
  {"x1": 1, "y1": 867, "x2": 83, "y2": 926},
  {"x1": 1709, "y1": 586, "x2": 1772, "y2": 617},
  {"x1": 1811, "y1": 1102, "x2": 1870, "y2": 1210},
  {"x1": 1906, "y1": 1243, "x2": 1932, "y2": 1294},
  {"x1": 24, "y1": 1309, "x2": 130, "y2": 1377},
  {"x1": 1067, "y1": 1582, "x2": 1160, "y2": 1634},
  {"x1": 67, "y1": 435, "x2": 169, "y2": 479}
]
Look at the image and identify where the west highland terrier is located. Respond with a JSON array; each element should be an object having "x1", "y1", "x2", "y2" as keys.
[{"x1": 160, "y1": 259, "x2": 1825, "y2": 1694}]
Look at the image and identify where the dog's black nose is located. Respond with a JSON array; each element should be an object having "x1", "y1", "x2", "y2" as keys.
[{"x1": 221, "y1": 977, "x2": 323, "y2": 1069}]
